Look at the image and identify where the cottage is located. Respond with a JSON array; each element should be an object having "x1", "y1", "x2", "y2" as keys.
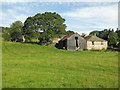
[
  {"x1": 85, "y1": 34, "x2": 108, "y2": 50},
  {"x1": 56, "y1": 33, "x2": 86, "y2": 51}
]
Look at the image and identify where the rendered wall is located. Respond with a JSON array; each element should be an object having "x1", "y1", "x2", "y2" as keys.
[{"x1": 87, "y1": 41, "x2": 107, "y2": 50}]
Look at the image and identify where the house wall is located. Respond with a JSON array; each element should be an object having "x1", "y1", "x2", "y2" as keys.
[
  {"x1": 87, "y1": 41, "x2": 107, "y2": 50},
  {"x1": 67, "y1": 34, "x2": 86, "y2": 51}
]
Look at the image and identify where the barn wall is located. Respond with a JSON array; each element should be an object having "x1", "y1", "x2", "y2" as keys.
[
  {"x1": 78, "y1": 37, "x2": 86, "y2": 50},
  {"x1": 87, "y1": 41, "x2": 108, "y2": 50},
  {"x1": 67, "y1": 34, "x2": 86, "y2": 51},
  {"x1": 55, "y1": 40, "x2": 63, "y2": 49},
  {"x1": 63, "y1": 39, "x2": 67, "y2": 50}
]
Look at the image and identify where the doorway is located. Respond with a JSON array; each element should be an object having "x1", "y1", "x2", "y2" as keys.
[{"x1": 75, "y1": 37, "x2": 78, "y2": 48}]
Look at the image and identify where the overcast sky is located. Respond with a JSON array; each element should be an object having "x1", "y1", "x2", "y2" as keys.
[{"x1": 1, "y1": 1, "x2": 118, "y2": 34}]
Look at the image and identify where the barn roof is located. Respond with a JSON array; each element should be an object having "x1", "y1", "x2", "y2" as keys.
[
  {"x1": 61, "y1": 33, "x2": 83, "y2": 41},
  {"x1": 85, "y1": 34, "x2": 107, "y2": 41}
]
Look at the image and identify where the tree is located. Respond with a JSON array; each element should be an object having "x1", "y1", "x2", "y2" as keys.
[
  {"x1": 116, "y1": 28, "x2": 120, "y2": 48},
  {"x1": 108, "y1": 32, "x2": 118, "y2": 47},
  {"x1": 100, "y1": 30, "x2": 109, "y2": 40},
  {"x1": 23, "y1": 12, "x2": 67, "y2": 43},
  {"x1": 89, "y1": 30, "x2": 100, "y2": 37},
  {"x1": 23, "y1": 17, "x2": 39, "y2": 42},
  {"x1": 10, "y1": 21, "x2": 23, "y2": 42},
  {"x1": 89, "y1": 29, "x2": 110, "y2": 40},
  {"x1": 66, "y1": 30, "x2": 74, "y2": 35},
  {"x1": 2, "y1": 27, "x2": 11, "y2": 41}
]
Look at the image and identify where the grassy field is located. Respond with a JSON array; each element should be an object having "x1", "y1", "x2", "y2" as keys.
[{"x1": 2, "y1": 42, "x2": 118, "y2": 88}]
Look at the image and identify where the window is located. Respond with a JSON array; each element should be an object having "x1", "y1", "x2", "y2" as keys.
[
  {"x1": 92, "y1": 41, "x2": 94, "y2": 45},
  {"x1": 101, "y1": 41, "x2": 103, "y2": 45}
]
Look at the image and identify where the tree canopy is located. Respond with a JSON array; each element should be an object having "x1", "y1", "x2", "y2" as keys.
[
  {"x1": 10, "y1": 21, "x2": 23, "y2": 41},
  {"x1": 2, "y1": 27, "x2": 11, "y2": 41},
  {"x1": 23, "y1": 12, "x2": 67, "y2": 43},
  {"x1": 2, "y1": 21, "x2": 23, "y2": 42},
  {"x1": 108, "y1": 31, "x2": 118, "y2": 47},
  {"x1": 66, "y1": 30, "x2": 74, "y2": 35},
  {"x1": 116, "y1": 28, "x2": 120, "y2": 48}
]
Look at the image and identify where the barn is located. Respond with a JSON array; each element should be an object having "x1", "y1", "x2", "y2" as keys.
[{"x1": 56, "y1": 33, "x2": 86, "y2": 51}]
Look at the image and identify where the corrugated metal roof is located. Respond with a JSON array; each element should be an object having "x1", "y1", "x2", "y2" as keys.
[{"x1": 61, "y1": 33, "x2": 81, "y2": 41}]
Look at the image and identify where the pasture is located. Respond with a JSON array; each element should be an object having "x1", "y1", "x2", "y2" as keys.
[{"x1": 2, "y1": 42, "x2": 118, "y2": 88}]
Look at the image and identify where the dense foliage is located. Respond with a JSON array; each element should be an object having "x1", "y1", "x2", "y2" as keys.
[
  {"x1": 10, "y1": 21, "x2": 23, "y2": 42},
  {"x1": 66, "y1": 30, "x2": 74, "y2": 35},
  {"x1": 2, "y1": 27, "x2": 11, "y2": 41},
  {"x1": 23, "y1": 12, "x2": 67, "y2": 43},
  {"x1": 2, "y1": 21, "x2": 23, "y2": 42}
]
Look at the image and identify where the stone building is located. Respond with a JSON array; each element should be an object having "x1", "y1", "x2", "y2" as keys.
[{"x1": 85, "y1": 34, "x2": 108, "y2": 50}]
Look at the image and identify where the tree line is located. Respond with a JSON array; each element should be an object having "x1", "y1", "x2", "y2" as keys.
[
  {"x1": 1, "y1": 12, "x2": 120, "y2": 48},
  {"x1": 2, "y1": 12, "x2": 74, "y2": 44}
]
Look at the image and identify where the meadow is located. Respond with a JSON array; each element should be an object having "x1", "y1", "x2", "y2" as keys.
[{"x1": 2, "y1": 42, "x2": 118, "y2": 88}]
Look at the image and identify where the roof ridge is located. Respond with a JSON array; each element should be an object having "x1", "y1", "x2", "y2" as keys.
[{"x1": 61, "y1": 33, "x2": 80, "y2": 40}]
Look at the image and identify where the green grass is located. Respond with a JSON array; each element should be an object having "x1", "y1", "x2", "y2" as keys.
[{"x1": 2, "y1": 41, "x2": 118, "y2": 88}]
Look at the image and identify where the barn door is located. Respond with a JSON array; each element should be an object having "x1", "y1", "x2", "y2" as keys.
[
  {"x1": 75, "y1": 37, "x2": 79, "y2": 50},
  {"x1": 75, "y1": 37, "x2": 78, "y2": 47}
]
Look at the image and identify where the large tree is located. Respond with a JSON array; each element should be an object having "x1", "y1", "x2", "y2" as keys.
[
  {"x1": 10, "y1": 21, "x2": 23, "y2": 42},
  {"x1": 23, "y1": 17, "x2": 39, "y2": 42},
  {"x1": 23, "y1": 12, "x2": 67, "y2": 43}
]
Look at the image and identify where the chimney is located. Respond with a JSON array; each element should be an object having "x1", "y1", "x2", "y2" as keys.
[
  {"x1": 94, "y1": 33, "x2": 96, "y2": 36},
  {"x1": 82, "y1": 33, "x2": 85, "y2": 36}
]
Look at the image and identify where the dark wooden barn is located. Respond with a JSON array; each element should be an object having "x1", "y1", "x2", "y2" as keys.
[{"x1": 56, "y1": 33, "x2": 86, "y2": 51}]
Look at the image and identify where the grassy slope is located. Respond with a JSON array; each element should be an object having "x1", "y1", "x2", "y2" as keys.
[{"x1": 2, "y1": 42, "x2": 118, "y2": 88}]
